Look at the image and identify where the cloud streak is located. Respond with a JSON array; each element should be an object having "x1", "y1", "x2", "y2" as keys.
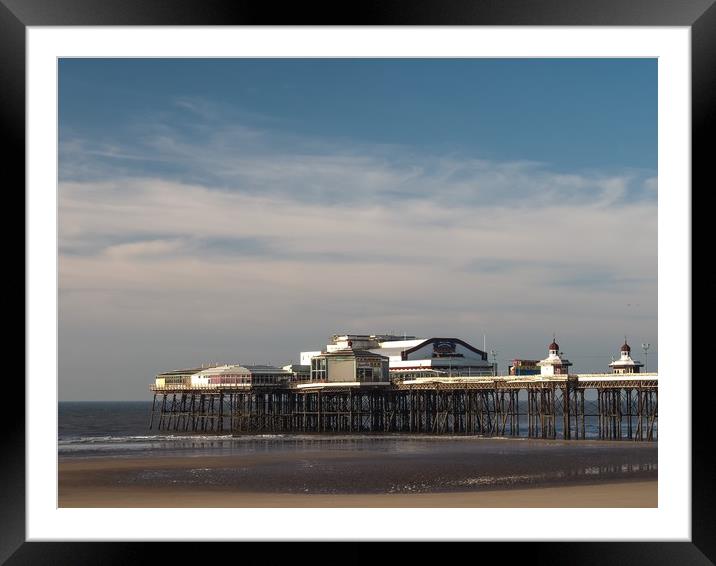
[
  {"x1": 60, "y1": 100, "x2": 657, "y2": 210},
  {"x1": 58, "y1": 101, "x2": 657, "y2": 399}
]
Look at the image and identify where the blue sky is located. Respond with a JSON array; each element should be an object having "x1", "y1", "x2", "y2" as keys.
[
  {"x1": 60, "y1": 58, "x2": 656, "y2": 173},
  {"x1": 58, "y1": 58, "x2": 657, "y2": 400}
]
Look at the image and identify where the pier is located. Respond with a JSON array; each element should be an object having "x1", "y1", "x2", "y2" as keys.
[{"x1": 148, "y1": 373, "x2": 658, "y2": 441}]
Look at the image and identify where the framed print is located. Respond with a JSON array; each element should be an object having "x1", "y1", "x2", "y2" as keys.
[{"x1": 8, "y1": 0, "x2": 711, "y2": 562}]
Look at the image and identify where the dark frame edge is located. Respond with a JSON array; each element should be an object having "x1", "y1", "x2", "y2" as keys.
[
  {"x1": 7, "y1": 0, "x2": 713, "y2": 563},
  {"x1": 691, "y1": 1, "x2": 716, "y2": 564},
  {"x1": 0, "y1": 0, "x2": 26, "y2": 564}
]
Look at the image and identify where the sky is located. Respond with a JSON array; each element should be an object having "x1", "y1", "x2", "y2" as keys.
[{"x1": 58, "y1": 58, "x2": 658, "y2": 401}]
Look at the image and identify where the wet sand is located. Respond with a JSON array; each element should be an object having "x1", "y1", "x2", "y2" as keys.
[{"x1": 59, "y1": 444, "x2": 657, "y2": 507}]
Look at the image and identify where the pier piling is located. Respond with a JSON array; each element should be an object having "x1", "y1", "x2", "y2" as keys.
[{"x1": 148, "y1": 376, "x2": 657, "y2": 441}]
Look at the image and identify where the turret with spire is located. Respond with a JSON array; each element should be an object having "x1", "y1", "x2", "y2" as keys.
[
  {"x1": 609, "y1": 337, "x2": 643, "y2": 374},
  {"x1": 537, "y1": 335, "x2": 572, "y2": 377}
]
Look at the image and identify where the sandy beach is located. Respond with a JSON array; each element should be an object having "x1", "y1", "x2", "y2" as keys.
[
  {"x1": 59, "y1": 480, "x2": 657, "y2": 508},
  {"x1": 59, "y1": 452, "x2": 657, "y2": 508}
]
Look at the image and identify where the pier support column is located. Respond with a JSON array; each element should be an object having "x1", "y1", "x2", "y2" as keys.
[{"x1": 148, "y1": 394, "x2": 156, "y2": 430}]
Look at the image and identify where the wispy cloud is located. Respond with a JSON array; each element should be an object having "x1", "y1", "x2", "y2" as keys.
[
  {"x1": 58, "y1": 98, "x2": 657, "y2": 397},
  {"x1": 550, "y1": 271, "x2": 654, "y2": 291},
  {"x1": 59, "y1": 99, "x2": 657, "y2": 210}
]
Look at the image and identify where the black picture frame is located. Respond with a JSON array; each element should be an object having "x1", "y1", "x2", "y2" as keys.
[{"x1": 7, "y1": 0, "x2": 709, "y2": 562}]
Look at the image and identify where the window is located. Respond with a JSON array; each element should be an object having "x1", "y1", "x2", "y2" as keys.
[
  {"x1": 311, "y1": 358, "x2": 327, "y2": 381},
  {"x1": 358, "y1": 366, "x2": 378, "y2": 382}
]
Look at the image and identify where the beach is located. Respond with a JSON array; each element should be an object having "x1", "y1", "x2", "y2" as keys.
[
  {"x1": 59, "y1": 477, "x2": 657, "y2": 508},
  {"x1": 59, "y1": 439, "x2": 657, "y2": 508}
]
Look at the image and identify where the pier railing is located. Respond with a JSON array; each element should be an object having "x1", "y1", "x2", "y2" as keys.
[{"x1": 151, "y1": 383, "x2": 282, "y2": 391}]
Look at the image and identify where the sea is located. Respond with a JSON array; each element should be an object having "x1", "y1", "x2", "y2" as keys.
[{"x1": 58, "y1": 402, "x2": 658, "y2": 493}]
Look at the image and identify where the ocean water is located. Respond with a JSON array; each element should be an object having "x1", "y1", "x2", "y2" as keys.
[
  {"x1": 59, "y1": 400, "x2": 656, "y2": 456},
  {"x1": 60, "y1": 401, "x2": 247, "y2": 458},
  {"x1": 58, "y1": 402, "x2": 657, "y2": 493}
]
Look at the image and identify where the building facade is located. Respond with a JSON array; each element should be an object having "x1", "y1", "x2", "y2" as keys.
[
  {"x1": 190, "y1": 364, "x2": 292, "y2": 387},
  {"x1": 154, "y1": 366, "x2": 218, "y2": 387},
  {"x1": 509, "y1": 359, "x2": 541, "y2": 376},
  {"x1": 282, "y1": 364, "x2": 311, "y2": 381},
  {"x1": 310, "y1": 349, "x2": 389, "y2": 383},
  {"x1": 301, "y1": 334, "x2": 494, "y2": 380}
]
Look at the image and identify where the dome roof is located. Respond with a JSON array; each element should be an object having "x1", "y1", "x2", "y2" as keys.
[
  {"x1": 621, "y1": 341, "x2": 631, "y2": 353},
  {"x1": 549, "y1": 340, "x2": 559, "y2": 351}
]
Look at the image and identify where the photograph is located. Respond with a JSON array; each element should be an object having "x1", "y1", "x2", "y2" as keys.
[
  {"x1": 7, "y1": 3, "x2": 708, "y2": 558},
  {"x1": 57, "y1": 57, "x2": 659, "y2": 509}
]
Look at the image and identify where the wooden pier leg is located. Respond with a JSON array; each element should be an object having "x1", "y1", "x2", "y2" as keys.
[
  {"x1": 562, "y1": 385, "x2": 570, "y2": 440},
  {"x1": 647, "y1": 390, "x2": 657, "y2": 441},
  {"x1": 514, "y1": 390, "x2": 520, "y2": 437},
  {"x1": 466, "y1": 390, "x2": 472, "y2": 435},
  {"x1": 627, "y1": 389, "x2": 633, "y2": 440},
  {"x1": 490, "y1": 390, "x2": 496, "y2": 435},
  {"x1": 385, "y1": 391, "x2": 390, "y2": 432},
  {"x1": 188, "y1": 394, "x2": 195, "y2": 432},
  {"x1": 189, "y1": 393, "x2": 196, "y2": 432},
  {"x1": 163, "y1": 394, "x2": 171, "y2": 431},
  {"x1": 643, "y1": 389, "x2": 649, "y2": 441},
  {"x1": 506, "y1": 390, "x2": 512, "y2": 436},
  {"x1": 417, "y1": 390, "x2": 421, "y2": 433},
  {"x1": 612, "y1": 389, "x2": 616, "y2": 439},
  {"x1": 148, "y1": 394, "x2": 156, "y2": 430},
  {"x1": 613, "y1": 390, "x2": 618, "y2": 440},
  {"x1": 550, "y1": 386, "x2": 556, "y2": 439},
  {"x1": 527, "y1": 389, "x2": 533, "y2": 437},
  {"x1": 317, "y1": 390, "x2": 322, "y2": 433},
  {"x1": 549, "y1": 388, "x2": 553, "y2": 438},
  {"x1": 574, "y1": 387, "x2": 580, "y2": 440},
  {"x1": 158, "y1": 394, "x2": 167, "y2": 430},
  {"x1": 597, "y1": 389, "x2": 603, "y2": 440},
  {"x1": 539, "y1": 389, "x2": 544, "y2": 438},
  {"x1": 243, "y1": 393, "x2": 249, "y2": 433},
  {"x1": 423, "y1": 391, "x2": 428, "y2": 433},
  {"x1": 201, "y1": 394, "x2": 207, "y2": 432},
  {"x1": 408, "y1": 391, "x2": 414, "y2": 433},
  {"x1": 616, "y1": 389, "x2": 623, "y2": 440},
  {"x1": 179, "y1": 393, "x2": 187, "y2": 431},
  {"x1": 349, "y1": 389, "x2": 354, "y2": 432},
  {"x1": 266, "y1": 392, "x2": 272, "y2": 432},
  {"x1": 638, "y1": 387, "x2": 645, "y2": 440},
  {"x1": 572, "y1": 388, "x2": 578, "y2": 439},
  {"x1": 170, "y1": 394, "x2": 178, "y2": 431},
  {"x1": 535, "y1": 387, "x2": 546, "y2": 438},
  {"x1": 218, "y1": 392, "x2": 224, "y2": 433}
]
